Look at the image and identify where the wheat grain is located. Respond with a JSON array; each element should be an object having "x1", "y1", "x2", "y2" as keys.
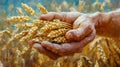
[{"x1": 21, "y1": 3, "x2": 35, "y2": 16}]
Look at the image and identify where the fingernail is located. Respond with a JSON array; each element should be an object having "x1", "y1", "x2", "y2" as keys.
[
  {"x1": 66, "y1": 31, "x2": 73, "y2": 39},
  {"x1": 33, "y1": 43, "x2": 41, "y2": 48}
]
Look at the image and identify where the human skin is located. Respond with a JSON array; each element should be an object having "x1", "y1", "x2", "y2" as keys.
[{"x1": 29, "y1": 9, "x2": 120, "y2": 60}]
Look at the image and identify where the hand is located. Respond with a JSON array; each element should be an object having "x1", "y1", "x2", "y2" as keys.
[
  {"x1": 29, "y1": 12, "x2": 98, "y2": 60},
  {"x1": 29, "y1": 9, "x2": 120, "y2": 59}
]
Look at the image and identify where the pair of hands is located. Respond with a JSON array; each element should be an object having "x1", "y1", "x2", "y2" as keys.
[
  {"x1": 30, "y1": 12, "x2": 96, "y2": 60},
  {"x1": 29, "y1": 12, "x2": 100, "y2": 60}
]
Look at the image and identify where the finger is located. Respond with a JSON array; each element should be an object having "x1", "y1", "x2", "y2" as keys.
[
  {"x1": 65, "y1": 14, "x2": 95, "y2": 41},
  {"x1": 66, "y1": 23, "x2": 94, "y2": 41},
  {"x1": 41, "y1": 41, "x2": 62, "y2": 54},
  {"x1": 29, "y1": 42, "x2": 60, "y2": 60},
  {"x1": 76, "y1": 29, "x2": 96, "y2": 52},
  {"x1": 61, "y1": 30, "x2": 95, "y2": 55},
  {"x1": 41, "y1": 29, "x2": 95, "y2": 56},
  {"x1": 41, "y1": 41, "x2": 74, "y2": 56},
  {"x1": 40, "y1": 12, "x2": 82, "y2": 24}
]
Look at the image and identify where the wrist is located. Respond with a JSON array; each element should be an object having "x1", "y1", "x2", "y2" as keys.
[{"x1": 91, "y1": 12, "x2": 110, "y2": 28}]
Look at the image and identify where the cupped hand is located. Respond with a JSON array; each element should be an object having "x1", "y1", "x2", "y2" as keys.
[{"x1": 29, "y1": 12, "x2": 98, "y2": 60}]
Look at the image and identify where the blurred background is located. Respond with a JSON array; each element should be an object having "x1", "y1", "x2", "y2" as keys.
[
  {"x1": 0, "y1": 0, "x2": 120, "y2": 30},
  {"x1": 0, "y1": 0, "x2": 119, "y2": 15},
  {"x1": 0, "y1": 0, "x2": 120, "y2": 67}
]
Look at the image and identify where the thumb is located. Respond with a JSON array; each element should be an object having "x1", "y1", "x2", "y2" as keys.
[{"x1": 66, "y1": 23, "x2": 95, "y2": 41}]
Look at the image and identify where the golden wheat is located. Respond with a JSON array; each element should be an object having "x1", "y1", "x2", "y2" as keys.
[
  {"x1": 20, "y1": 27, "x2": 38, "y2": 42},
  {"x1": 48, "y1": 28, "x2": 69, "y2": 38},
  {"x1": 16, "y1": 7, "x2": 23, "y2": 15},
  {"x1": 6, "y1": 16, "x2": 31, "y2": 23},
  {"x1": 37, "y1": 3, "x2": 48, "y2": 14},
  {"x1": 8, "y1": 30, "x2": 28, "y2": 44},
  {"x1": 15, "y1": 23, "x2": 34, "y2": 29},
  {"x1": 21, "y1": 3, "x2": 35, "y2": 16},
  {"x1": 52, "y1": 36, "x2": 68, "y2": 44},
  {"x1": 0, "y1": 1, "x2": 120, "y2": 67}
]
